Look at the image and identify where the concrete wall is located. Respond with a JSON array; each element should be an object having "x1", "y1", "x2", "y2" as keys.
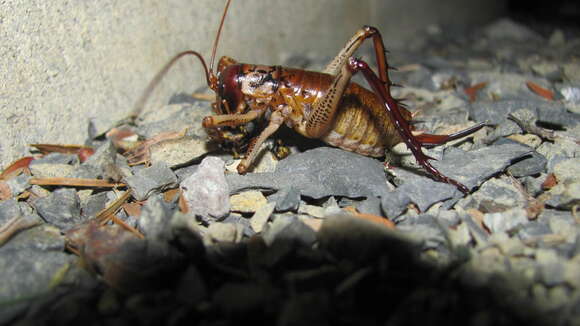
[{"x1": 0, "y1": 0, "x2": 504, "y2": 167}]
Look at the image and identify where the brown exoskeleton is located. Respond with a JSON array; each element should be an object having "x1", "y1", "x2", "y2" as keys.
[{"x1": 134, "y1": 0, "x2": 484, "y2": 193}]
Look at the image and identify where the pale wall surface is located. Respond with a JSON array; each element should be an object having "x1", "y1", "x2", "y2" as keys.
[{"x1": 0, "y1": 0, "x2": 503, "y2": 167}]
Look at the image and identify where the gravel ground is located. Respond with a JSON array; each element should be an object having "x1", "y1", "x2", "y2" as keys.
[{"x1": 1, "y1": 17, "x2": 580, "y2": 326}]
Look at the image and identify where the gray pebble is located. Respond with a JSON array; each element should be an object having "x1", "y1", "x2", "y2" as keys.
[
  {"x1": 261, "y1": 215, "x2": 316, "y2": 248},
  {"x1": 81, "y1": 192, "x2": 110, "y2": 218},
  {"x1": 33, "y1": 188, "x2": 83, "y2": 230},
  {"x1": 227, "y1": 147, "x2": 390, "y2": 199},
  {"x1": 272, "y1": 187, "x2": 301, "y2": 213},
  {"x1": 483, "y1": 208, "x2": 529, "y2": 234},
  {"x1": 136, "y1": 194, "x2": 175, "y2": 241},
  {"x1": 6, "y1": 174, "x2": 31, "y2": 196},
  {"x1": 125, "y1": 162, "x2": 178, "y2": 201},
  {"x1": 180, "y1": 156, "x2": 230, "y2": 221},
  {"x1": 507, "y1": 151, "x2": 547, "y2": 177}
]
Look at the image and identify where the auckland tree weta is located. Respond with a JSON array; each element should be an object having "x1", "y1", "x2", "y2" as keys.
[{"x1": 133, "y1": 0, "x2": 485, "y2": 194}]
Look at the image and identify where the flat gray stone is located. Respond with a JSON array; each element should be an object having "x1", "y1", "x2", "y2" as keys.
[
  {"x1": 70, "y1": 140, "x2": 119, "y2": 180},
  {"x1": 397, "y1": 214, "x2": 448, "y2": 250},
  {"x1": 469, "y1": 99, "x2": 580, "y2": 127},
  {"x1": 0, "y1": 224, "x2": 75, "y2": 323},
  {"x1": 136, "y1": 194, "x2": 175, "y2": 241},
  {"x1": 271, "y1": 187, "x2": 301, "y2": 213},
  {"x1": 125, "y1": 162, "x2": 178, "y2": 201},
  {"x1": 261, "y1": 215, "x2": 316, "y2": 247},
  {"x1": 6, "y1": 174, "x2": 31, "y2": 196},
  {"x1": 516, "y1": 221, "x2": 552, "y2": 241},
  {"x1": 382, "y1": 143, "x2": 532, "y2": 217},
  {"x1": 0, "y1": 199, "x2": 22, "y2": 223},
  {"x1": 456, "y1": 176, "x2": 527, "y2": 213},
  {"x1": 227, "y1": 147, "x2": 390, "y2": 200},
  {"x1": 33, "y1": 188, "x2": 83, "y2": 230},
  {"x1": 507, "y1": 151, "x2": 547, "y2": 177},
  {"x1": 81, "y1": 192, "x2": 110, "y2": 218},
  {"x1": 482, "y1": 208, "x2": 529, "y2": 234}
]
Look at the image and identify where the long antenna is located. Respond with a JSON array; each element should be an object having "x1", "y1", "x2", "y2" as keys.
[{"x1": 209, "y1": 0, "x2": 232, "y2": 74}]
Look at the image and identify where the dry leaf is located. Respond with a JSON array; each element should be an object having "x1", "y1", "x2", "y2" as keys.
[
  {"x1": 0, "y1": 156, "x2": 34, "y2": 180},
  {"x1": 542, "y1": 173, "x2": 558, "y2": 190},
  {"x1": 343, "y1": 206, "x2": 396, "y2": 229},
  {"x1": 464, "y1": 82, "x2": 487, "y2": 102},
  {"x1": 526, "y1": 81, "x2": 554, "y2": 101}
]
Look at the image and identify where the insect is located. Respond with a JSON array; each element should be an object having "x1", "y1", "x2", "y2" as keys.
[{"x1": 134, "y1": 0, "x2": 485, "y2": 194}]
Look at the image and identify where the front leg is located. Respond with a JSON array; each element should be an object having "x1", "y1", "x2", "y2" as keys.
[
  {"x1": 237, "y1": 110, "x2": 285, "y2": 174},
  {"x1": 202, "y1": 110, "x2": 262, "y2": 128}
]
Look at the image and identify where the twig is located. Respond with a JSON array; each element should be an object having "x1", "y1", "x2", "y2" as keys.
[
  {"x1": 29, "y1": 177, "x2": 125, "y2": 188},
  {"x1": 0, "y1": 216, "x2": 42, "y2": 247},
  {"x1": 96, "y1": 190, "x2": 133, "y2": 223},
  {"x1": 507, "y1": 113, "x2": 556, "y2": 141}
]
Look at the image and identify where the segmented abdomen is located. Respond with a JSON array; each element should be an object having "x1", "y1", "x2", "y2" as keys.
[
  {"x1": 323, "y1": 82, "x2": 411, "y2": 157},
  {"x1": 281, "y1": 68, "x2": 412, "y2": 157}
]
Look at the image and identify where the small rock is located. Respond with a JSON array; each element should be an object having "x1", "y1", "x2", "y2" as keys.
[
  {"x1": 29, "y1": 163, "x2": 76, "y2": 178},
  {"x1": 457, "y1": 176, "x2": 527, "y2": 213},
  {"x1": 125, "y1": 162, "x2": 178, "y2": 201},
  {"x1": 230, "y1": 190, "x2": 267, "y2": 213},
  {"x1": 507, "y1": 134, "x2": 542, "y2": 149},
  {"x1": 0, "y1": 241, "x2": 77, "y2": 324},
  {"x1": 250, "y1": 202, "x2": 275, "y2": 233},
  {"x1": 33, "y1": 188, "x2": 83, "y2": 230},
  {"x1": 536, "y1": 139, "x2": 580, "y2": 173},
  {"x1": 470, "y1": 99, "x2": 580, "y2": 128},
  {"x1": 489, "y1": 232, "x2": 525, "y2": 256},
  {"x1": 546, "y1": 181, "x2": 580, "y2": 210},
  {"x1": 75, "y1": 140, "x2": 120, "y2": 180},
  {"x1": 447, "y1": 222, "x2": 471, "y2": 247},
  {"x1": 506, "y1": 151, "x2": 547, "y2": 177},
  {"x1": 397, "y1": 214, "x2": 447, "y2": 251},
  {"x1": 536, "y1": 249, "x2": 566, "y2": 286},
  {"x1": 0, "y1": 199, "x2": 22, "y2": 222},
  {"x1": 517, "y1": 221, "x2": 552, "y2": 241},
  {"x1": 261, "y1": 215, "x2": 316, "y2": 247},
  {"x1": 559, "y1": 84, "x2": 580, "y2": 109},
  {"x1": 564, "y1": 261, "x2": 580, "y2": 288},
  {"x1": 553, "y1": 157, "x2": 580, "y2": 183},
  {"x1": 483, "y1": 18, "x2": 542, "y2": 41},
  {"x1": 530, "y1": 62, "x2": 562, "y2": 80},
  {"x1": 548, "y1": 29, "x2": 565, "y2": 46},
  {"x1": 81, "y1": 192, "x2": 110, "y2": 218},
  {"x1": 5, "y1": 174, "x2": 31, "y2": 197},
  {"x1": 150, "y1": 136, "x2": 214, "y2": 167},
  {"x1": 354, "y1": 196, "x2": 383, "y2": 217},
  {"x1": 136, "y1": 194, "x2": 175, "y2": 241},
  {"x1": 483, "y1": 208, "x2": 528, "y2": 234},
  {"x1": 180, "y1": 156, "x2": 230, "y2": 220},
  {"x1": 272, "y1": 187, "x2": 301, "y2": 213},
  {"x1": 298, "y1": 204, "x2": 326, "y2": 218},
  {"x1": 204, "y1": 222, "x2": 244, "y2": 244},
  {"x1": 222, "y1": 213, "x2": 254, "y2": 237}
]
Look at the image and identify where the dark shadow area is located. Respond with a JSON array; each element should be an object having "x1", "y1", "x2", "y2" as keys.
[
  {"x1": 508, "y1": 0, "x2": 580, "y2": 33},
  {"x1": 10, "y1": 216, "x2": 551, "y2": 326}
]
